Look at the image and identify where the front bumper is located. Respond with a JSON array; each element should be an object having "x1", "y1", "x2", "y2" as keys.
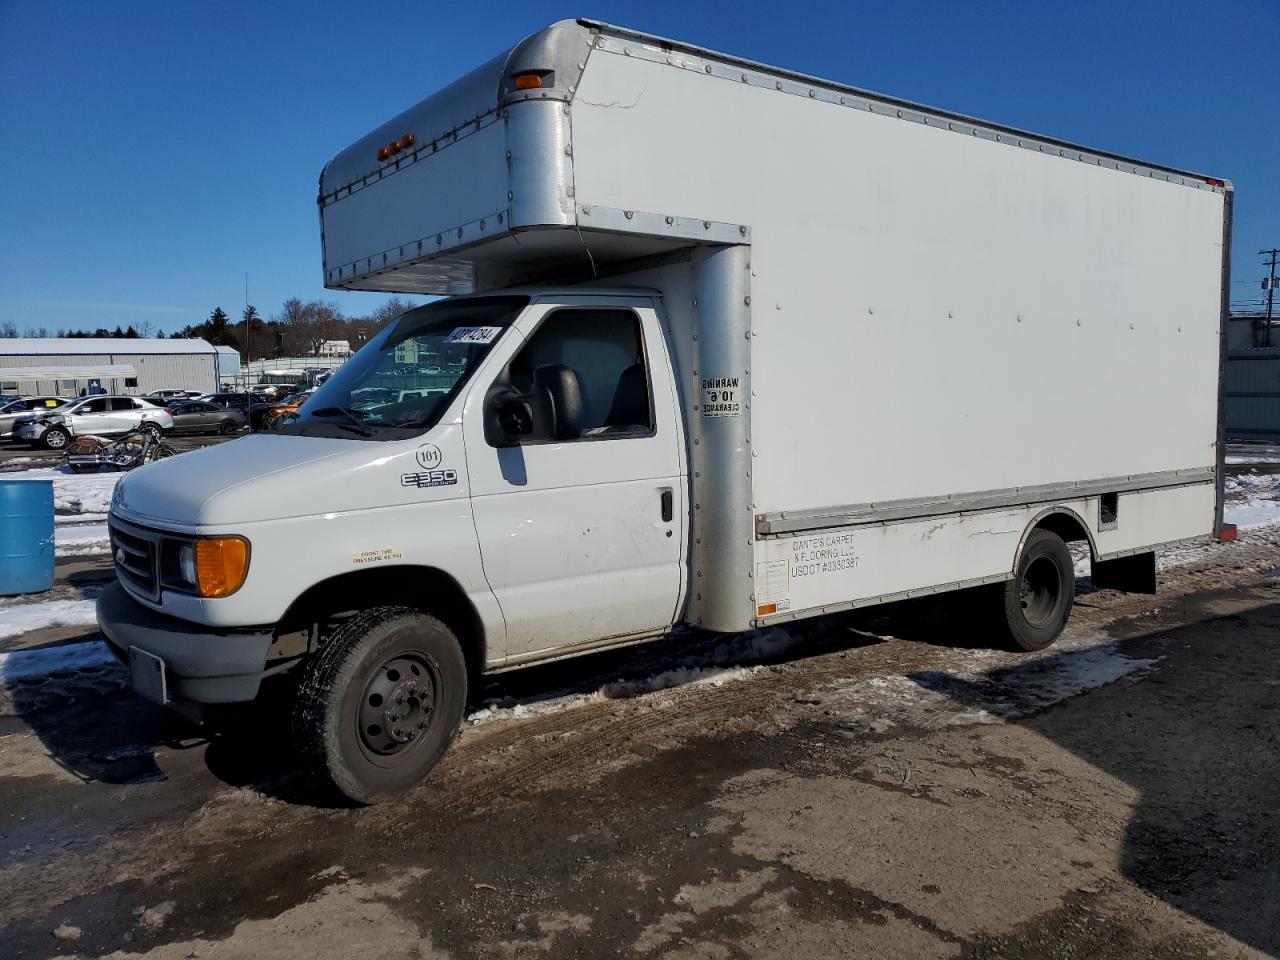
[
  {"x1": 13, "y1": 423, "x2": 49, "y2": 443},
  {"x1": 96, "y1": 581, "x2": 274, "y2": 705}
]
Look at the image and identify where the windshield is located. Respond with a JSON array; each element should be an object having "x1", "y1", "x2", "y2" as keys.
[{"x1": 278, "y1": 296, "x2": 528, "y2": 441}]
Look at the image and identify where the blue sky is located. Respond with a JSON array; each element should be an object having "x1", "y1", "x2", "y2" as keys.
[{"x1": 1, "y1": 1, "x2": 1276, "y2": 334}]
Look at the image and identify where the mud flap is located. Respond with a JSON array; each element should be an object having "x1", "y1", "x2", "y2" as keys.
[{"x1": 1090, "y1": 551, "x2": 1157, "y2": 594}]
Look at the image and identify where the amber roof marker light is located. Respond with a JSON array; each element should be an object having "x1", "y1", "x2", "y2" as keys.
[{"x1": 512, "y1": 72, "x2": 544, "y2": 90}]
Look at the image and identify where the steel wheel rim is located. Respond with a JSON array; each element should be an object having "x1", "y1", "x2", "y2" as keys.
[
  {"x1": 1019, "y1": 555, "x2": 1062, "y2": 627},
  {"x1": 357, "y1": 652, "x2": 438, "y2": 758}
]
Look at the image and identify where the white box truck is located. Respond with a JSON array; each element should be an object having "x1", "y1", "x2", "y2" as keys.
[{"x1": 98, "y1": 19, "x2": 1233, "y2": 802}]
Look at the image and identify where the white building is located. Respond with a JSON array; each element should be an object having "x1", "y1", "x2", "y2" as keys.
[
  {"x1": 0, "y1": 338, "x2": 221, "y2": 397},
  {"x1": 318, "y1": 340, "x2": 351, "y2": 357}
]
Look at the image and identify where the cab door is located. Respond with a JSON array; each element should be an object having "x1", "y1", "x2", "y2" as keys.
[{"x1": 463, "y1": 299, "x2": 687, "y2": 661}]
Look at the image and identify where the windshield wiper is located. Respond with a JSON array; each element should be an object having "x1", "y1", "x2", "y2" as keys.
[{"x1": 308, "y1": 406, "x2": 374, "y2": 437}]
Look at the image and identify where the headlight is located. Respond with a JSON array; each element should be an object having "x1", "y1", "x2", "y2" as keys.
[
  {"x1": 178, "y1": 543, "x2": 197, "y2": 585},
  {"x1": 161, "y1": 535, "x2": 251, "y2": 597}
]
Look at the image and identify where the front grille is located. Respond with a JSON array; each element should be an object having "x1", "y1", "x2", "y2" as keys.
[{"x1": 109, "y1": 521, "x2": 159, "y2": 600}]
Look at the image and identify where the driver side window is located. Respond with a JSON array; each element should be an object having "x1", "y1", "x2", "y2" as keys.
[{"x1": 488, "y1": 309, "x2": 654, "y2": 446}]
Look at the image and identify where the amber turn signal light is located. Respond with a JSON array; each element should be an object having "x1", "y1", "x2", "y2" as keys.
[
  {"x1": 195, "y1": 536, "x2": 250, "y2": 597},
  {"x1": 513, "y1": 73, "x2": 543, "y2": 90}
]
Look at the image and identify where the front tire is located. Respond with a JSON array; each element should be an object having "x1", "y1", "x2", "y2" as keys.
[
  {"x1": 993, "y1": 529, "x2": 1075, "y2": 651},
  {"x1": 294, "y1": 606, "x2": 467, "y2": 804},
  {"x1": 219, "y1": 420, "x2": 238, "y2": 435},
  {"x1": 42, "y1": 426, "x2": 69, "y2": 450}
]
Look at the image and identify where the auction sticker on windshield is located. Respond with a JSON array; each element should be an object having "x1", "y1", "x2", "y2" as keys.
[{"x1": 445, "y1": 326, "x2": 502, "y2": 344}]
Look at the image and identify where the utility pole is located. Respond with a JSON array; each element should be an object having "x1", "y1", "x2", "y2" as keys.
[
  {"x1": 244, "y1": 272, "x2": 252, "y2": 370},
  {"x1": 1262, "y1": 249, "x2": 1279, "y2": 349}
]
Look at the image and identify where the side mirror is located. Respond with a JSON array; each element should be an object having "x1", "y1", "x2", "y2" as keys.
[{"x1": 484, "y1": 386, "x2": 533, "y2": 448}]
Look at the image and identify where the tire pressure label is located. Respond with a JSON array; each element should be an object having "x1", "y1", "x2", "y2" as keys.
[
  {"x1": 701, "y1": 376, "x2": 741, "y2": 418},
  {"x1": 790, "y1": 532, "x2": 861, "y2": 578},
  {"x1": 352, "y1": 548, "x2": 403, "y2": 566}
]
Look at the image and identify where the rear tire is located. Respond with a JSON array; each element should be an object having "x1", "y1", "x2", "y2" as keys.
[
  {"x1": 294, "y1": 606, "x2": 467, "y2": 804},
  {"x1": 140, "y1": 422, "x2": 162, "y2": 441},
  {"x1": 42, "y1": 426, "x2": 69, "y2": 450},
  {"x1": 992, "y1": 529, "x2": 1075, "y2": 651}
]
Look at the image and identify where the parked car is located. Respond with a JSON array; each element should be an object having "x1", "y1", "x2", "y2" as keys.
[
  {"x1": 197, "y1": 392, "x2": 270, "y2": 409},
  {"x1": 11, "y1": 395, "x2": 174, "y2": 450},
  {"x1": 261, "y1": 390, "x2": 314, "y2": 428},
  {"x1": 250, "y1": 383, "x2": 301, "y2": 400},
  {"x1": 0, "y1": 396, "x2": 68, "y2": 439},
  {"x1": 196, "y1": 392, "x2": 277, "y2": 429},
  {"x1": 144, "y1": 389, "x2": 202, "y2": 402},
  {"x1": 168, "y1": 400, "x2": 247, "y2": 435}
]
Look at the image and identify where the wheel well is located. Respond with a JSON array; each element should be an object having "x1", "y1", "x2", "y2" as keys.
[
  {"x1": 1015, "y1": 507, "x2": 1096, "y2": 571},
  {"x1": 278, "y1": 565, "x2": 486, "y2": 680},
  {"x1": 1034, "y1": 510, "x2": 1091, "y2": 545}
]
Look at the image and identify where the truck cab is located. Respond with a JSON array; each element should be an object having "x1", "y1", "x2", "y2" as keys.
[{"x1": 99, "y1": 288, "x2": 690, "y2": 801}]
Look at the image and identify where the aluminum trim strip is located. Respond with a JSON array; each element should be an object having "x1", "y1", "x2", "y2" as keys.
[
  {"x1": 576, "y1": 204, "x2": 751, "y2": 244},
  {"x1": 755, "y1": 468, "x2": 1216, "y2": 537}
]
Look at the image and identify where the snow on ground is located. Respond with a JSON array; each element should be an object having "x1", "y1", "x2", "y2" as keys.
[
  {"x1": 822, "y1": 640, "x2": 1158, "y2": 734},
  {"x1": 0, "y1": 638, "x2": 125, "y2": 716},
  {"x1": 55, "y1": 512, "x2": 110, "y2": 525},
  {"x1": 464, "y1": 629, "x2": 801, "y2": 727},
  {"x1": 55, "y1": 523, "x2": 110, "y2": 557},
  {"x1": 0, "y1": 598, "x2": 100, "y2": 641},
  {"x1": 0, "y1": 639, "x2": 115, "y2": 682},
  {"x1": 4, "y1": 466, "x2": 120, "y2": 515},
  {"x1": 1224, "y1": 471, "x2": 1280, "y2": 529}
]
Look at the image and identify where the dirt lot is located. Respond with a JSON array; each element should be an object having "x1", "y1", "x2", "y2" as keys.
[{"x1": 0, "y1": 455, "x2": 1277, "y2": 958}]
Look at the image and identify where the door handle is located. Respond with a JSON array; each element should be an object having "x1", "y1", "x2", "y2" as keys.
[{"x1": 660, "y1": 488, "x2": 673, "y2": 523}]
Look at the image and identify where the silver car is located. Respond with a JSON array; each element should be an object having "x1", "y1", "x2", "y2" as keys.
[
  {"x1": 0, "y1": 396, "x2": 68, "y2": 439},
  {"x1": 168, "y1": 400, "x2": 246, "y2": 435},
  {"x1": 11, "y1": 395, "x2": 175, "y2": 450}
]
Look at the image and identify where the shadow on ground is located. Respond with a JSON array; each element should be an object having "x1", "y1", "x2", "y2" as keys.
[{"x1": 909, "y1": 599, "x2": 1280, "y2": 955}]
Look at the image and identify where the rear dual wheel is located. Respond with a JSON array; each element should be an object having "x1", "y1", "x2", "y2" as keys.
[{"x1": 294, "y1": 606, "x2": 467, "y2": 804}]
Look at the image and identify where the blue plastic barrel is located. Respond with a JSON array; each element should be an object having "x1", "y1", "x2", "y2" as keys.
[{"x1": 0, "y1": 479, "x2": 55, "y2": 595}]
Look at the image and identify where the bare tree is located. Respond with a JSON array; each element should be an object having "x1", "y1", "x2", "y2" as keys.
[
  {"x1": 0, "y1": 321, "x2": 17, "y2": 338},
  {"x1": 362, "y1": 296, "x2": 419, "y2": 332},
  {"x1": 273, "y1": 298, "x2": 347, "y2": 356}
]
